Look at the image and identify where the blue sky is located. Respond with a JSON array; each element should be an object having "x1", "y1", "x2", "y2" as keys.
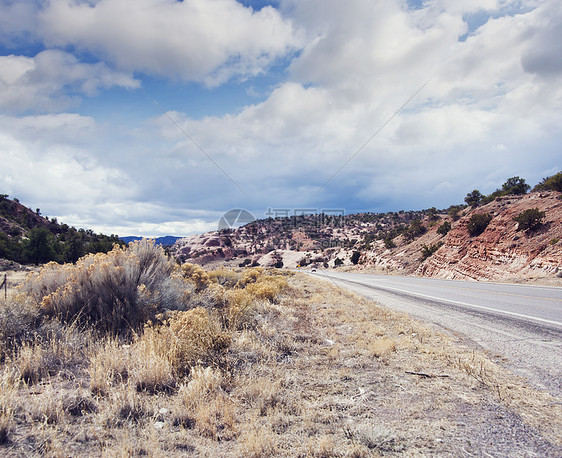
[{"x1": 1, "y1": 0, "x2": 561, "y2": 237}]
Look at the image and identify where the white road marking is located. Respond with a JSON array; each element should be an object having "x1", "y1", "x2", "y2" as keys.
[{"x1": 326, "y1": 275, "x2": 562, "y2": 328}]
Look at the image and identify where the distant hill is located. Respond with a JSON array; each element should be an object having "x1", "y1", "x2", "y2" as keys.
[
  {"x1": 172, "y1": 174, "x2": 562, "y2": 282},
  {"x1": 120, "y1": 236, "x2": 182, "y2": 246},
  {"x1": 0, "y1": 194, "x2": 123, "y2": 265}
]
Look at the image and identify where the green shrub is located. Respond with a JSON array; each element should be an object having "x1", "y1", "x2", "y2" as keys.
[
  {"x1": 383, "y1": 237, "x2": 396, "y2": 249},
  {"x1": 464, "y1": 190, "x2": 483, "y2": 207},
  {"x1": 513, "y1": 208, "x2": 546, "y2": 232},
  {"x1": 447, "y1": 205, "x2": 464, "y2": 221},
  {"x1": 350, "y1": 251, "x2": 361, "y2": 265},
  {"x1": 405, "y1": 220, "x2": 426, "y2": 240},
  {"x1": 426, "y1": 207, "x2": 439, "y2": 221},
  {"x1": 501, "y1": 176, "x2": 530, "y2": 195},
  {"x1": 437, "y1": 221, "x2": 452, "y2": 235},
  {"x1": 533, "y1": 172, "x2": 562, "y2": 192},
  {"x1": 334, "y1": 258, "x2": 343, "y2": 267},
  {"x1": 467, "y1": 213, "x2": 492, "y2": 237},
  {"x1": 419, "y1": 242, "x2": 443, "y2": 261}
]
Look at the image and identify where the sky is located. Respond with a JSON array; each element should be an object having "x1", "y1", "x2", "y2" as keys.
[{"x1": 0, "y1": 0, "x2": 561, "y2": 237}]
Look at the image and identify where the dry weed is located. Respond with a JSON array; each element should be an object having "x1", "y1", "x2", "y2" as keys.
[
  {"x1": 369, "y1": 337, "x2": 396, "y2": 358},
  {"x1": 238, "y1": 376, "x2": 282, "y2": 415},
  {"x1": 238, "y1": 427, "x2": 277, "y2": 457},
  {"x1": 12, "y1": 340, "x2": 48, "y2": 384},
  {"x1": 0, "y1": 292, "x2": 43, "y2": 359},
  {"x1": 304, "y1": 434, "x2": 339, "y2": 457},
  {"x1": 142, "y1": 307, "x2": 230, "y2": 378},
  {"x1": 208, "y1": 267, "x2": 241, "y2": 287},
  {"x1": 224, "y1": 288, "x2": 256, "y2": 330},
  {"x1": 181, "y1": 263, "x2": 211, "y2": 291},
  {"x1": 88, "y1": 338, "x2": 131, "y2": 396},
  {"x1": 130, "y1": 334, "x2": 175, "y2": 394},
  {"x1": 0, "y1": 369, "x2": 17, "y2": 444},
  {"x1": 176, "y1": 366, "x2": 236, "y2": 440},
  {"x1": 26, "y1": 382, "x2": 67, "y2": 425},
  {"x1": 245, "y1": 275, "x2": 288, "y2": 302}
]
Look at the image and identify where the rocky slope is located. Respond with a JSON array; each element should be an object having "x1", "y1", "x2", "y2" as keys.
[
  {"x1": 419, "y1": 192, "x2": 562, "y2": 281},
  {"x1": 172, "y1": 191, "x2": 562, "y2": 282}
]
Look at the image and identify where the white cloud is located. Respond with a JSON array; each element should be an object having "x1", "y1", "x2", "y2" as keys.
[
  {"x1": 2, "y1": 0, "x2": 561, "y2": 236},
  {"x1": 64, "y1": 202, "x2": 220, "y2": 237},
  {"x1": 0, "y1": 0, "x2": 39, "y2": 46},
  {"x1": 76, "y1": 220, "x2": 217, "y2": 238},
  {"x1": 0, "y1": 50, "x2": 137, "y2": 113},
  {"x1": 0, "y1": 113, "x2": 98, "y2": 144},
  {"x1": 149, "y1": 0, "x2": 562, "y2": 212},
  {"x1": 37, "y1": 0, "x2": 301, "y2": 85},
  {"x1": 0, "y1": 113, "x2": 136, "y2": 218},
  {"x1": 521, "y1": 2, "x2": 562, "y2": 77}
]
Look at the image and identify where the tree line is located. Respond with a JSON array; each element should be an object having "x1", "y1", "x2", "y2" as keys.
[{"x1": 0, "y1": 195, "x2": 123, "y2": 265}]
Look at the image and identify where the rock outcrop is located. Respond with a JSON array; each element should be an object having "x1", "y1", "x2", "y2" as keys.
[{"x1": 418, "y1": 192, "x2": 562, "y2": 281}]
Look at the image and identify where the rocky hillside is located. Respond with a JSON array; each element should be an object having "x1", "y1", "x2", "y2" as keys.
[
  {"x1": 419, "y1": 192, "x2": 562, "y2": 281},
  {"x1": 0, "y1": 194, "x2": 122, "y2": 266},
  {"x1": 173, "y1": 185, "x2": 562, "y2": 283}
]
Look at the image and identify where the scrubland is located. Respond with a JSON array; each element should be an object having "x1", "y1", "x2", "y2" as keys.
[{"x1": 0, "y1": 240, "x2": 560, "y2": 456}]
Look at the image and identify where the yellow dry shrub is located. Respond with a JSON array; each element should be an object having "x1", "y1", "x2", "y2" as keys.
[
  {"x1": 237, "y1": 268, "x2": 264, "y2": 287},
  {"x1": 181, "y1": 263, "x2": 210, "y2": 291},
  {"x1": 141, "y1": 307, "x2": 230, "y2": 378},
  {"x1": 370, "y1": 337, "x2": 396, "y2": 358},
  {"x1": 245, "y1": 276, "x2": 288, "y2": 302},
  {"x1": 208, "y1": 268, "x2": 241, "y2": 288},
  {"x1": 21, "y1": 240, "x2": 176, "y2": 335},
  {"x1": 224, "y1": 289, "x2": 255, "y2": 330}
]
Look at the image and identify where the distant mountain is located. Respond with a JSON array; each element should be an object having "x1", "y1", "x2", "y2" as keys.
[{"x1": 120, "y1": 236, "x2": 182, "y2": 246}]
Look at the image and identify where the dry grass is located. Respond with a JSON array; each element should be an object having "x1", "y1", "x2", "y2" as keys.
[{"x1": 0, "y1": 261, "x2": 559, "y2": 456}]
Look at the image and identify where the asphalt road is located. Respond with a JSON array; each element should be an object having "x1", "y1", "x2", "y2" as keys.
[{"x1": 308, "y1": 270, "x2": 562, "y2": 397}]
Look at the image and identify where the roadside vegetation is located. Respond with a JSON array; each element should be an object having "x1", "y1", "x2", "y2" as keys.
[{"x1": 0, "y1": 241, "x2": 560, "y2": 455}]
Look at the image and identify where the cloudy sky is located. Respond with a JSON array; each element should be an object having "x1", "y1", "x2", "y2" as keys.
[{"x1": 1, "y1": 0, "x2": 561, "y2": 237}]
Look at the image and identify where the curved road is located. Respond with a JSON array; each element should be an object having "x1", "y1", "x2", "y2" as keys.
[{"x1": 309, "y1": 270, "x2": 562, "y2": 397}]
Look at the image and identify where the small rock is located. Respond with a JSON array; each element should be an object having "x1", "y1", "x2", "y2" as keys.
[
  {"x1": 158, "y1": 408, "x2": 169, "y2": 416},
  {"x1": 154, "y1": 421, "x2": 165, "y2": 430}
]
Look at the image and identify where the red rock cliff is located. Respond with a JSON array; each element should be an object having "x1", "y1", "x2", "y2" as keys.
[{"x1": 418, "y1": 192, "x2": 562, "y2": 281}]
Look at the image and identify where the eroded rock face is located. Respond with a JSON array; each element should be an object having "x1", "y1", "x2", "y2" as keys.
[{"x1": 418, "y1": 193, "x2": 562, "y2": 281}]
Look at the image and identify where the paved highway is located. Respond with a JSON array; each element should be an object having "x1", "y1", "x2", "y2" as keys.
[{"x1": 308, "y1": 270, "x2": 562, "y2": 397}]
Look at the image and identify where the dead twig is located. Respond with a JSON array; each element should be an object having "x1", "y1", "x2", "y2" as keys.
[{"x1": 405, "y1": 371, "x2": 450, "y2": 379}]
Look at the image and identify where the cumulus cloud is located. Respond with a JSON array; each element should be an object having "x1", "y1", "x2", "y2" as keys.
[
  {"x1": 521, "y1": 2, "x2": 562, "y2": 77},
  {"x1": 37, "y1": 0, "x2": 301, "y2": 85},
  {"x1": 149, "y1": 0, "x2": 562, "y2": 213},
  {"x1": 0, "y1": 0, "x2": 39, "y2": 46},
  {"x1": 2, "y1": 0, "x2": 561, "y2": 235},
  {"x1": 0, "y1": 50, "x2": 137, "y2": 113},
  {"x1": 0, "y1": 114, "x2": 133, "y2": 206}
]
